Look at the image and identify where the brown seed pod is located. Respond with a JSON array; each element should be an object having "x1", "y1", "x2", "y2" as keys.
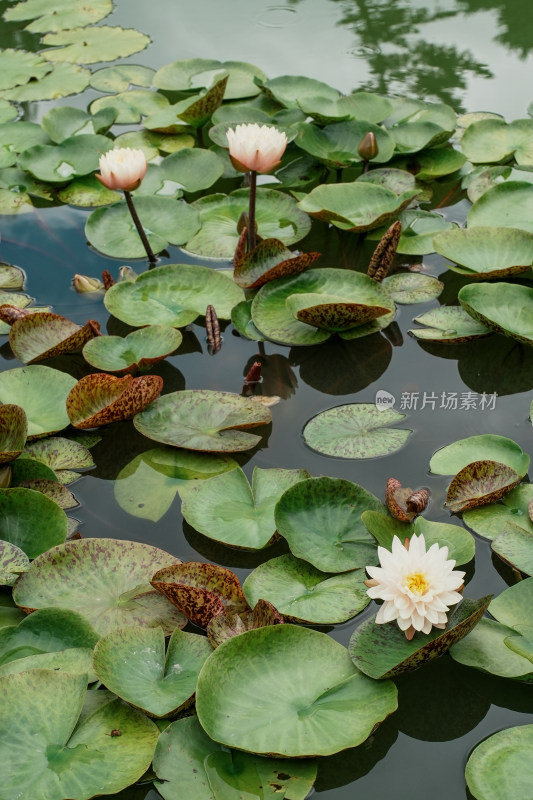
[
  {"x1": 101, "y1": 270, "x2": 115, "y2": 290},
  {"x1": 233, "y1": 225, "x2": 248, "y2": 267},
  {"x1": 406, "y1": 489, "x2": 430, "y2": 514},
  {"x1": 367, "y1": 220, "x2": 402, "y2": 282},
  {"x1": 244, "y1": 361, "x2": 262, "y2": 384},
  {"x1": 205, "y1": 304, "x2": 222, "y2": 354}
]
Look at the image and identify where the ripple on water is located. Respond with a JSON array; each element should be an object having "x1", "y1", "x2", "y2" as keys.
[{"x1": 256, "y1": 5, "x2": 299, "y2": 28}]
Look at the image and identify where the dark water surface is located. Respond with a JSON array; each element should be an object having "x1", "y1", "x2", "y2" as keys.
[{"x1": 2, "y1": 1, "x2": 533, "y2": 798}]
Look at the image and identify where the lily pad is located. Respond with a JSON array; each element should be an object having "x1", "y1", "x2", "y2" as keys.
[
  {"x1": 13, "y1": 538, "x2": 186, "y2": 635},
  {"x1": 391, "y1": 121, "x2": 453, "y2": 153},
  {"x1": 83, "y1": 326, "x2": 182, "y2": 374},
  {"x1": 206, "y1": 599, "x2": 284, "y2": 649},
  {"x1": 463, "y1": 485, "x2": 533, "y2": 540},
  {"x1": 274, "y1": 476, "x2": 383, "y2": 572},
  {"x1": 445, "y1": 460, "x2": 521, "y2": 514},
  {"x1": 368, "y1": 210, "x2": 455, "y2": 256},
  {"x1": 461, "y1": 117, "x2": 533, "y2": 166},
  {"x1": 286, "y1": 292, "x2": 390, "y2": 330},
  {"x1": 41, "y1": 26, "x2": 151, "y2": 64},
  {"x1": 349, "y1": 596, "x2": 491, "y2": 679},
  {"x1": 230, "y1": 299, "x2": 264, "y2": 341},
  {"x1": 298, "y1": 91, "x2": 393, "y2": 125},
  {"x1": 4, "y1": 0, "x2": 113, "y2": 32},
  {"x1": 391, "y1": 146, "x2": 466, "y2": 180},
  {"x1": 466, "y1": 725, "x2": 533, "y2": 800},
  {"x1": 19, "y1": 134, "x2": 114, "y2": 183},
  {"x1": 303, "y1": 403, "x2": 411, "y2": 459},
  {"x1": 382, "y1": 273, "x2": 443, "y2": 304},
  {"x1": 450, "y1": 617, "x2": 533, "y2": 680},
  {"x1": 57, "y1": 174, "x2": 120, "y2": 207},
  {"x1": 468, "y1": 181, "x2": 533, "y2": 234},
  {"x1": 196, "y1": 624, "x2": 398, "y2": 757},
  {"x1": 256, "y1": 75, "x2": 340, "y2": 108},
  {"x1": 0, "y1": 62, "x2": 90, "y2": 102},
  {"x1": 0, "y1": 540, "x2": 29, "y2": 586},
  {"x1": 243, "y1": 554, "x2": 369, "y2": 623},
  {"x1": 93, "y1": 626, "x2": 212, "y2": 718},
  {"x1": 0, "y1": 49, "x2": 51, "y2": 91},
  {"x1": 294, "y1": 120, "x2": 395, "y2": 168},
  {"x1": 0, "y1": 121, "x2": 50, "y2": 169},
  {"x1": 0, "y1": 366, "x2": 76, "y2": 438},
  {"x1": 66, "y1": 373, "x2": 163, "y2": 429},
  {"x1": 0, "y1": 486, "x2": 67, "y2": 557},
  {"x1": 0, "y1": 607, "x2": 98, "y2": 667},
  {"x1": 0, "y1": 404, "x2": 27, "y2": 463},
  {"x1": 22, "y1": 435, "x2": 94, "y2": 478},
  {"x1": 492, "y1": 522, "x2": 533, "y2": 575},
  {"x1": 146, "y1": 74, "x2": 228, "y2": 131},
  {"x1": 41, "y1": 106, "x2": 116, "y2": 144},
  {"x1": 153, "y1": 58, "x2": 266, "y2": 100},
  {"x1": 89, "y1": 89, "x2": 169, "y2": 125},
  {"x1": 8, "y1": 312, "x2": 100, "y2": 363},
  {"x1": 458, "y1": 282, "x2": 533, "y2": 345},
  {"x1": 409, "y1": 307, "x2": 492, "y2": 343},
  {"x1": 0, "y1": 263, "x2": 24, "y2": 289},
  {"x1": 429, "y1": 434, "x2": 530, "y2": 477},
  {"x1": 233, "y1": 238, "x2": 320, "y2": 290},
  {"x1": 17, "y1": 478, "x2": 78, "y2": 509},
  {"x1": 362, "y1": 513, "x2": 475, "y2": 565},
  {"x1": 0, "y1": 647, "x2": 95, "y2": 679},
  {"x1": 181, "y1": 467, "x2": 310, "y2": 549},
  {"x1": 434, "y1": 227, "x2": 533, "y2": 278},
  {"x1": 90, "y1": 65, "x2": 155, "y2": 92},
  {"x1": 133, "y1": 390, "x2": 271, "y2": 453}
]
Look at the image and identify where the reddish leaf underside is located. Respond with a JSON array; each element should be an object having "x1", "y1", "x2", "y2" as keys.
[
  {"x1": 67, "y1": 373, "x2": 163, "y2": 428},
  {"x1": 445, "y1": 459, "x2": 521, "y2": 513},
  {"x1": 9, "y1": 312, "x2": 100, "y2": 363}
]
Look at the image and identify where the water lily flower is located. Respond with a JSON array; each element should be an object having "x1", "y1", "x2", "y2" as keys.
[
  {"x1": 226, "y1": 123, "x2": 288, "y2": 174},
  {"x1": 95, "y1": 147, "x2": 147, "y2": 192},
  {"x1": 365, "y1": 533, "x2": 465, "y2": 640}
]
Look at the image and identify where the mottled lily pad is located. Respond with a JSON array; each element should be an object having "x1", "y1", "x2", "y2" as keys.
[
  {"x1": 206, "y1": 599, "x2": 284, "y2": 649},
  {"x1": 0, "y1": 486, "x2": 67, "y2": 557},
  {"x1": 83, "y1": 326, "x2": 182, "y2": 374},
  {"x1": 22, "y1": 436, "x2": 94, "y2": 483},
  {"x1": 133, "y1": 390, "x2": 271, "y2": 453},
  {"x1": 382, "y1": 273, "x2": 443, "y2": 304},
  {"x1": 196, "y1": 624, "x2": 398, "y2": 757},
  {"x1": 434, "y1": 227, "x2": 533, "y2": 278},
  {"x1": 8, "y1": 312, "x2": 100, "y2": 363},
  {"x1": 17, "y1": 478, "x2": 78, "y2": 509},
  {"x1": 466, "y1": 725, "x2": 533, "y2": 800},
  {"x1": 409, "y1": 307, "x2": 492, "y2": 343},
  {"x1": 0, "y1": 540, "x2": 29, "y2": 586},
  {"x1": 41, "y1": 26, "x2": 151, "y2": 64},
  {"x1": 458, "y1": 282, "x2": 533, "y2": 345},
  {"x1": 66, "y1": 373, "x2": 163, "y2": 429},
  {"x1": 492, "y1": 522, "x2": 533, "y2": 576},
  {"x1": 0, "y1": 263, "x2": 24, "y2": 290},
  {"x1": 4, "y1": 0, "x2": 113, "y2": 32},
  {"x1": 0, "y1": 647, "x2": 94, "y2": 679},
  {"x1": 153, "y1": 58, "x2": 266, "y2": 99},
  {"x1": 19, "y1": 134, "x2": 113, "y2": 183},
  {"x1": 93, "y1": 626, "x2": 212, "y2": 718},
  {"x1": 463, "y1": 485, "x2": 533, "y2": 540},
  {"x1": 0, "y1": 404, "x2": 27, "y2": 463},
  {"x1": 445, "y1": 461, "x2": 521, "y2": 514},
  {"x1": 303, "y1": 403, "x2": 411, "y2": 459},
  {"x1": 233, "y1": 238, "x2": 320, "y2": 290},
  {"x1": 294, "y1": 120, "x2": 395, "y2": 168},
  {"x1": 0, "y1": 366, "x2": 76, "y2": 438},
  {"x1": 286, "y1": 292, "x2": 390, "y2": 330},
  {"x1": 145, "y1": 75, "x2": 228, "y2": 131},
  {"x1": 429, "y1": 434, "x2": 529, "y2": 477},
  {"x1": 13, "y1": 538, "x2": 186, "y2": 635}
]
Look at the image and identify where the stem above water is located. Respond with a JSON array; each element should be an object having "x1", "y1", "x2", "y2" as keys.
[
  {"x1": 247, "y1": 170, "x2": 257, "y2": 252},
  {"x1": 124, "y1": 190, "x2": 157, "y2": 264}
]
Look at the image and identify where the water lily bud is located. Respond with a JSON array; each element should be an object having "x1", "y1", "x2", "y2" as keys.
[
  {"x1": 357, "y1": 131, "x2": 379, "y2": 161},
  {"x1": 226, "y1": 123, "x2": 288, "y2": 174},
  {"x1": 73, "y1": 274, "x2": 103, "y2": 293},
  {"x1": 96, "y1": 147, "x2": 147, "y2": 192}
]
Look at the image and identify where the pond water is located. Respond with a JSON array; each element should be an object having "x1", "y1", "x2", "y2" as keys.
[{"x1": 2, "y1": 1, "x2": 533, "y2": 798}]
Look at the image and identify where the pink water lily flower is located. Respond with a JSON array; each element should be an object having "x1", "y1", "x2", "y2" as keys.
[
  {"x1": 96, "y1": 147, "x2": 147, "y2": 192},
  {"x1": 226, "y1": 123, "x2": 288, "y2": 173},
  {"x1": 365, "y1": 533, "x2": 465, "y2": 640}
]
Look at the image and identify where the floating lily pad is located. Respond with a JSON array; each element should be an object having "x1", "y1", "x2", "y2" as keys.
[
  {"x1": 462, "y1": 164, "x2": 513, "y2": 203},
  {"x1": 41, "y1": 106, "x2": 116, "y2": 144},
  {"x1": 133, "y1": 390, "x2": 271, "y2": 453},
  {"x1": 466, "y1": 725, "x2": 533, "y2": 800},
  {"x1": 243, "y1": 554, "x2": 369, "y2": 623},
  {"x1": 468, "y1": 181, "x2": 533, "y2": 234},
  {"x1": 450, "y1": 617, "x2": 533, "y2": 680},
  {"x1": 19, "y1": 134, "x2": 114, "y2": 183},
  {"x1": 233, "y1": 238, "x2": 320, "y2": 290},
  {"x1": 114, "y1": 448, "x2": 238, "y2": 522},
  {"x1": 274, "y1": 476, "x2": 383, "y2": 572},
  {"x1": 89, "y1": 89, "x2": 169, "y2": 125},
  {"x1": 90, "y1": 64, "x2": 155, "y2": 92},
  {"x1": 462, "y1": 117, "x2": 533, "y2": 166},
  {"x1": 13, "y1": 538, "x2": 186, "y2": 635},
  {"x1": 230, "y1": 299, "x2": 264, "y2": 341},
  {"x1": 297, "y1": 182, "x2": 418, "y2": 232},
  {"x1": 458, "y1": 282, "x2": 533, "y2": 345},
  {"x1": 22, "y1": 435, "x2": 93, "y2": 480},
  {"x1": 41, "y1": 26, "x2": 151, "y2": 64},
  {"x1": 206, "y1": 599, "x2": 284, "y2": 649},
  {"x1": 0, "y1": 594, "x2": 24, "y2": 628},
  {"x1": 362, "y1": 513, "x2": 475, "y2": 565},
  {"x1": 429, "y1": 434, "x2": 530, "y2": 477},
  {"x1": 391, "y1": 146, "x2": 466, "y2": 181},
  {"x1": 303, "y1": 403, "x2": 411, "y2": 459},
  {"x1": 83, "y1": 326, "x2": 182, "y2": 374},
  {"x1": 0, "y1": 121, "x2": 50, "y2": 170},
  {"x1": 349, "y1": 596, "x2": 491, "y2": 680},
  {"x1": 0, "y1": 607, "x2": 98, "y2": 667},
  {"x1": 0, "y1": 404, "x2": 27, "y2": 463},
  {"x1": 492, "y1": 522, "x2": 533, "y2": 575},
  {"x1": 8, "y1": 312, "x2": 100, "y2": 363},
  {"x1": 196, "y1": 624, "x2": 398, "y2": 757},
  {"x1": 17, "y1": 478, "x2": 78, "y2": 509},
  {"x1": 0, "y1": 671, "x2": 159, "y2": 800},
  {"x1": 0, "y1": 486, "x2": 67, "y2": 557},
  {"x1": 369, "y1": 210, "x2": 456, "y2": 255},
  {"x1": 57, "y1": 174, "x2": 120, "y2": 206},
  {"x1": 153, "y1": 58, "x2": 266, "y2": 99},
  {"x1": 93, "y1": 626, "x2": 212, "y2": 718},
  {"x1": 256, "y1": 75, "x2": 340, "y2": 108},
  {"x1": 294, "y1": 120, "x2": 394, "y2": 168},
  {"x1": 153, "y1": 716, "x2": 317, "y2": 800},
  {"x1": 434, "y1": 227, "x2": 533, "y2": 278},
  {"x1": 445, "y1": 460, "x2": 521, "y2": 513},
  {"x1": 66, "y1": 373, "x2": 163, "y2": 429},
  {"x1": 299, "y1": 91, "x2": 393, "y2": 125},
  {"x1": 0, "y1": 263, "x2": 24, "y2": 290},
  {"x1": 409, "y1": 307, "x2": 492, "y2": 343},
  {"x1": 0, "y1": 62, "x2": 91, "y2": 102},
  {"x1": 0, "y1": 647, "x2": 94, "y2": 679},
  {"x1": 463, "y1": 485, "x2": 533, "y2": 540},
  {"x1": 10, "y1": 456, "x2": 57, "y2": 485},
  {"x1": 0, "y1": 101, "x2": 16, "y2": 123},
  {"x1": 4, "y1": 0, "x2": 113, "y2": 32},
  {"x1": 0, "y1": 540, "x2": 29, "y2": 586},
  {"x1": 382, "y1": 273, "x2": 443, "y2": 304},
  {"x1": 181, "y1": 467, "x2": 309, "y2": 549},
  {"x1": 391, "y1": 121, "x2": 453, "y2": 153},
  {"x1": 0, "y1": 49, "x2": 51, "y2": 91},
  {"x1": 0, "y1": 366, "x2": 76, "y2": 438}
]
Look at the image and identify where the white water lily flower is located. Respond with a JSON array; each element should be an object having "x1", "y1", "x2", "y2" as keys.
[
  {"x1": 365, "y1": 533, "x2": 465, "y2": 640},
  {"x1": 226, "y1": 123, "x2": 288, "y2": 173},
  {"x1": 96, "y1": 147, "x2": 147, "y2": 191}
]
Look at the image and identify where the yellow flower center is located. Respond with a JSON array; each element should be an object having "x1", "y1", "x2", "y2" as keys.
[{"x1": 405, "y1": 572, "x2": 429, "y2": 595}]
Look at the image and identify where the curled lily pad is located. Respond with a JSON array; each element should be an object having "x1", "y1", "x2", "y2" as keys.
[
  {"x1": 390, "y1": 120, "x2": 454, "y2": 153},
  {"x1": 19, "y1": 134, "x2": 114, "y2": 183},
  {"x1": 22, "y1": 435, "x2": 94, "y2": 474},
  {"x1": 0, "y1": 608, "x2": 98, "y2": 668},
  {"x1": 0, "y1": 404, "x2": 27, "y2": 463},
  {"x1": 274, "y1": 476, "x2": 383, "y2": 572},
  {"x1": 0, "y1": 540, "x2": 29, "y2": 586},
  {"x1": 0, "y1": 486, "x2": 67, "y2": 557},
  {"x1": 67, "y1": 373, "x2": 163, "y2": 429},
  {"x1": 13, "y1": 538, "x2": 186, "y2": 635},
  {"x1": 294, "y1": 120, "x2": 394, "y2": 168},
  {"x1": 286, "y1": 292, "x2": 390, "y2": 330},
  {"x1": 196, "y1": 624, "x2": 398, "y2": 757},
  {"x1": 103, "y1": 264, "x2": 243, "y2": 327},
  {"x1": 463, "y1": 485, "x2": 533, "y2": 540},
  {"x1": 243, "y1": 554, "x2": 369, "y2": 623},
  {"x1": 206, "y1": 599, "x2": 284, "y2": 649},
  {"x1": 434, "y1": 227, "x2": 533, "y2": 278},
  {"x1": 458, "y1": 282, "x2": 533, "y2": 345},
  {"x1": 409, "y1": 307, "x2": 492, "y2": 343},
  {"x1": 0, "y1": 263, "x2": 24, "y2": 289},
  {"x1": 145, "y1": 74, "x2": 228, "y2": 131},
  {"x1": 93, "y1": 626, "x2": 212, "y2": 718},
  {"x1": 382, "y1": 273, "x2": 443, "y2": 304},
  {"x1": 133, "y1": 390, "x2": 271, "y2": 453},
  {"x1": 429, "y1": 434, "x2": 530, "y2": 477},
  {"x1": 466, "y1": 725, "x2": 533, "y2": 800},
  {"x1": 83, "y1": 326, "x2": 182, "y2": 374},
  {"x1": 233, "y1": 238, "x2": 320, "y2": 290},
  {"x1": 445, "y1": 460, "x2": 521, "y2": 513},
  {"x1": 303, "y1": 403, "x2": 411, "y2": 459},
  {"x1": 450, "y1": 617, "x2": 533, "y2": 680},
  {"x1": 0, "y1": 294, "x2": 51, "y2": 335},
  {"x1": 349, "y1": 596, "x2": 491, "y2": 680},
  {"x1": 8, "y1": 312, "x2": 100, "y2": 363},
  {"x1": 181, "y1": 466, "x2": 310, "y2": 549},
  {"x1": 151, "y1": 562, "x2": 248, "y2": 628},
  {"x1": 0, "y1": 366, "x2": 75, "y2": 439},
  {"x1": 41, "y1": 26, "x2": 151, "y2": 64},
  {"x1": 492, "y1": 522, "x2": 533, "y2": 576},
  {"x1": 153, "y1": 58, "x2": 267, "y2": 99}
]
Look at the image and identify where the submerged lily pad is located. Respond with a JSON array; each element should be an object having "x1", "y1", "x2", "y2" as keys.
[
  {"x1": 458, "y1": 282, "x2": 533, "y2": 346},
  {"x1": 445, "y1": 460, "x2": 521, "y2": 513},
  {"x1": 0, "y1": 404, "x2": 27, "y2": 463},
  {"x1": 382, "y1": 273, "x2": 443, "y2": 304},
  {"x1": 463, "y1": 485, "x2": 533, "y2": 540},
  {"x1": 8, "y1": 312, "x2": 100, "y2": 363},
  {"x1": 41, "y1": 26, "x2": 151, "y2": 64},
  {"x1": 409, "y1": 307, "x2": 492, "y2": 343},
  {"x1": 429, "y1": 434, "x2": 529, "y2": 477},
  {"x1": 83, "y1": 326, "x2": 182, "y2": 374},
  {"x1": 466, "y1": 725, "x2": 533, "y2": 800},
  {"x1": 303, "y1": 403, "x2": 411, "y2": 459},
  {"x1": 434, "y1": 227, "x2": 533, "y2": 278},
  {"x1": 196, "y1": 624, "x2": 398, "y2": 757},
  {"x1": 13, "y1": 538, "x2": 186, "y2": 635},
  {"x1": 0, "y1": 540, "x2": 29, "y2": 586},
  {"x1": 67, "y1": 373, "x2": 163, "y2": 429},
  {"x1": 0, "y1": 486, "x2": 67, "y2": 557},
  {"x1": 133, "y1": 390, "x2": 271, "y2": 453},
  {"x1": 492, "y1": 522, "x2": 533, "y2": 575},
  {"x1": 0, "y1": 366, "x2": 76, "y2": 438}
]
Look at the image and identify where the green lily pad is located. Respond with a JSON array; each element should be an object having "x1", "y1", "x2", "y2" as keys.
[
  {"x1": 434, "y1": 227, "x2": 533, "y2": 278},
  {"x1": 181, "y1": 467, "x2": 310, "y2": 549},
  {"x1": 0, "y1": 594, "x2": 24, "y2": 628},
  {"x1": 0, "y1": 121, "x2": 50, "y2": 170},
  {"x1": 17, "y1": 478, "x2": 78, "y2": 509},
  {"x1": 0, "y1": 404, "x2": 27, "y2": 463},
  {"x1": 4, "y1": 0, "x2": 113, "y2": 32},
  {"x1": 409, "y1": 307, "x2": 492, "y2": 343},
  {"x1": 461, "y1": 118, "x2": 533, "y2": 166},
  {"x1": 466, "y1": 725, "x2": 533, "y2": 800},
  {"x1": 185, "y1": 189, "x2": 311, "y2": 259},
  {"x1": 19, "y1": 134, "x2": 114, "y2": 183},
  {"x1": 294, "y1": 120, "x2": 394, "y2": 168},
  {"x1": 0, "y1": 366, "x2": 76, "y2": 438},
  {"x1": 429, "y1": 434, "x2": 530, "y2": 477},
  {"x1": 10, "y1": 456, "x2": 58, "y2": 485},
  {"x1": 196, "y1": 624, "x2": 398, "y2": 757},
  {"x1": 458, "y1": 282, "x2": 533, "y2": 345},
  {"x1": 13, "y1": 538, "x2": 187, "y2": 635},
  {"x1": 86, "y1": 197, "x2": 201, "y2": 258},
  {"x1": 492, "y1": 522, "x2": 533, "y2": 575},
  {"x1": 491, "y1": 577, "x2": 533, "y2": 629},
  {"x1": 274, "y1": 476, "x2": 383, "y2": 573},
  {"x1": 0, "y1": 101, "x2": 16, "y2": 123},
  {"x1": 462, "y1": 164, "x2": 513, "y2": 204},
  {"x1": 391, "y1": 121, "x2": 453, "y2": 153},
  {"x1": 0, "y1": 671, "x2": 159, "y2": 800},
  {"x1": 299, "y1": 91, "x2": 393, "y2": 125},
  {"x1": 243, "y1": 554, "x2": 369, "y2": 623},
  {"x1": 357, "y1": 167, "x2": 423, "y2": 198},
  {"x1": 233, "y1": 238, "x2": 320, "y2": 290},
  {"x1": 57, "y1": 174, "x2": 120, "y2": 207},
  {"x1": 146, "y1": 75, "x2": 228, "y2": 131},
  {"x1": 133, "y1": 390, "x2": 271, "y2": 453},
  {"x1": 83, "y1": 326, "x2": 182, "y2": 374},
  {"x1": 41, "y1": 26, "x2": 151, "y2": 64},
  {"x1": 0, "y1": 263, "x2": 24, "y2": 289},
  {"x1": 66, "y1": 373, "x2": 163, "y2": 429},
  {"x1": 362, "y1": 513, "x2": 475, "y2": 565},
  {"x1": 391, "y1": 146, "x2": 466, "y2": 181},
  {"x1": 89, "y1": 89, "x2": 169, "y2": 125},
  {"x1": 0, "y1": 486, "x2": 67, "y2": 557},
  {"x1": 9, "y1": 312, "x2": 100, "y2": 363},
  {"x1": 349, "y1": 596, "x2": 491, "y2": 680},
  {"x1": 153, "y1": 716, "x2": 317, "y2": 800},
  {"x1": 450, "y1": 617, "x2": 533, "y2": 680},
  {"x1": 0, "y1": 607, "x2": 98, "y2": 667},
  {"x1": 41, "y1": 106, "x2": 116, "y2": 144},
  {"x1": 0, "y1": 540, "x2": 29, "y2": 586},
  {"x1": 468, "y1": 181, "x2": 533, "y2": 234},
  {"x1": 463, "y1": 485, "x2": 533, "y2": 540},
  {"x1": 368, "y1": 210, "x2": 456, "y2": 255},
  {"x1": 104, "y1": 264, "x2": 243, "y2": 327},
  {"x1": 230, "y1": 299, "x2": 264, "y2": 341},
  {"x1": 445, "y1": 460, "x2": 521, "y2": 513},
  {"x1": 303, "y1": 403, "x2": 411, "y2": 459},
  {"x1": 0, "y1": 62, "x2": 90, "y2": 102},
  {"x1": 90, "y1": 64, "x2": 155, "y2": 92},
  {"x1": 0, "y1": 647, "x2": 95, "y2": 679},
  {"x1": 382, "y1": 273, "x2": 443, "y2": 304},
  {"x1": 256, "y1": 75, "x2": 340, "y2": 108},
  {"x1": 0, "y1": 49, "x2": 51, "y2": 91},
  {"x1": 93, "y1": 626, "x2": 212, "y2": 718},
  {"x1": 137, "y1": 148, "x2": 224, "y2": 194},
  {"x1": 297, "y1": 182, "x2": 418, "y2": 232},
  {"x1": 114, "y1": 448, "x2": 238, "y2": 522},
  {"x1": 153, "y1": 58, "x2": 266, "y2": 100}
]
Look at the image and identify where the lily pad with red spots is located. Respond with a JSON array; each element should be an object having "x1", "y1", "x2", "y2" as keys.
[
  {"x1": 82, "y1": 326, "x2": 182, "y2": 374},
  {"x1": 445, "y1": 460, "x2": 522, "y2": 513},
  {"x1": 8, "y1": 312, "x2": 100, "y2": 363},
  {"x1": 0, "y1": 404, "x2": 27, "y2": 463},
  {"x1": 233, "y1": 237, "x2": 320, "y2": 290},
  {"x1": 492, "y1": 522, "x2": 533, "y2": 576},
  {"x1": 22, "y1": 435, "x2": 94, "y2": 483},
  {"x1": 67, "y1": 373, "x2": 163, "y2": 429},
  {"x1": 0, "y1": 540, "x2": 29, "y2": 586}
]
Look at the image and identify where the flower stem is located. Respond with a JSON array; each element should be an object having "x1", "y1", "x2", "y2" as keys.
[
  {"x1": 247, "y1": 170, "x2": 257, "y2": 252},
  {"x1": 124, "y1": 190, "x2": 157, "y2": 264}
]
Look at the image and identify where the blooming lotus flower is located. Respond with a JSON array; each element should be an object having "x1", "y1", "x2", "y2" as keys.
[
  {"x1": 226, "y1": 123, "x2": 288, "y2": 174},
  {"x1": 96, "y1": 147, "x2": 147, "y2": 192},
  {"x1": 365, "y1": 533, "x2": 465, "y2": 640}
]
